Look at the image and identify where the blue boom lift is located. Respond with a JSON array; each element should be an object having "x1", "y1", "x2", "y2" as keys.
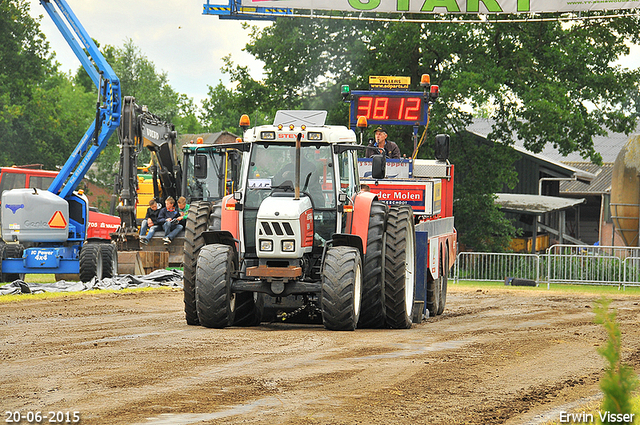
[{"x1": 0, "y1": 0, "x2": 121, "y2": 282}]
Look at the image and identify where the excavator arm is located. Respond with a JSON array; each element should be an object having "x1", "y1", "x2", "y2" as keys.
[{"x1": 113, "y1": 96, "x2": 182, "y2": 249}]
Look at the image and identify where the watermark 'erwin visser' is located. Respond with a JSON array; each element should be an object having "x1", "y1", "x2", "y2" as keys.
[{"x1": 560, "y1": 411, "x2": 635, "y2": 423}]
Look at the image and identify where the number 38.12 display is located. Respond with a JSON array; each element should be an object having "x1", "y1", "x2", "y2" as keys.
[{"x1": 354, "y1": 93, "x2": 426, "y2": 125}]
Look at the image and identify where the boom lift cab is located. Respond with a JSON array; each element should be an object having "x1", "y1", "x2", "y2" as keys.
[{"x1": 185, "y1": 111, "x2": 417, "y2": 330}]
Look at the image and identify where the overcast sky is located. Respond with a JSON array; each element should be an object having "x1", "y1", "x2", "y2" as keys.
[
  {"x1": 29, "y1": 1, "x2": 640, "y2": 107},
  {"x1": 28, "y1": 0, "x2": 269, "y2": 105}
]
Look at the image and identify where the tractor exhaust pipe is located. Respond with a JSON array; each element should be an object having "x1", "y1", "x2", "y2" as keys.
[{"x1": 295, "y1": 132, "x2": 302, "y2": 200}]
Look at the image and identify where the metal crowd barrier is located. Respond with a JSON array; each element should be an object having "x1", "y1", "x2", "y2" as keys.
[
  {"x1": 454, "y1": 252, "x2": 540, "y2": 284},
  {"x1": 453, "y1": 245, "x2": 640, "y2": 289}
]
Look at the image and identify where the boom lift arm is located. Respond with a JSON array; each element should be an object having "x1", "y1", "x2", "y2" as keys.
[{"x1": 41, "y1": 0, "x2": 121, "y2": 199}]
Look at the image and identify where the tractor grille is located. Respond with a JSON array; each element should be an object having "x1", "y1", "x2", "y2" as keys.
[{"x1": 259, "y1": 221, "x2": 295, "y2": 236}]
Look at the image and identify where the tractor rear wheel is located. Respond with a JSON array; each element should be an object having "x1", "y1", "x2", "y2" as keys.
[
  {"x1": 384, "y1": 205, "x2": 416, "y2": 329},
  {"x1": 233, "y1": 292, "x2": 264, "y2": 326},
  {"x1": 358, "y1": 201, "x2": 387, "y2": 328},
  {"x1": 321, "y1": 246, "x2": 362, "y2": 331},
  {"x1": 183, "y1": 201, "x2": 213, "y2": 325},
  {"x1": 195, "y1": 244, "x2": 236, "y2": 328},
  {"x1": 79, "y1": 244, "x2": 103, "y2": 282}
]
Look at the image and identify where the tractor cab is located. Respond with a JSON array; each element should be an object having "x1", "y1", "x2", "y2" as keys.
[{"x1": 237, "y1": 111, "x2": 361, "y2": 267}]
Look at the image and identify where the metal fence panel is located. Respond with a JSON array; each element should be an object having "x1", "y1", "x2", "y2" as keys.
[
  {"x1": 454, "y1": 252, "x2": 539, "y2": 283},
  {"x1": 453, "y1": 245, "x2": 640, "y2": 289},
  {"x1": 546, "y1": 244, "x2": 640, "y2": 289}
]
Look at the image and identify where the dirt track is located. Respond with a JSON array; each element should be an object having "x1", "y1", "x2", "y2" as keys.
[{"x1": 2, "y1": 286, "x2": 639, "y2": 425}]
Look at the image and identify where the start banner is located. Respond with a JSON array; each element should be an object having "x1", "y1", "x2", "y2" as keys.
[{"x1": 241, "y1": 0, "x2": 640, "y2": 14}]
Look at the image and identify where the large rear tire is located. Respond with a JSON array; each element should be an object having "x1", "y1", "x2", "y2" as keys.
[
  {"x1": 183, "y1": 201, "x2": 213, "y2": 325},
  {"x1": 321, "y1": 246, "x2": 362, "y2": 331},
  {"x1": 79, "y1": 244, "x2": 103, "y2": 282},
  {"x1": 233, "y1": 292, "x2": 264, "y2": 326},
  {"x1": 358, "y1": 201, "x2": 387, "y2": 328},
  {"x1": 384, "y1": 205, "x2": 416, "y2": 329},
  {"x1": 195, "y1": 244, "x2": 237, "y2": 328}
]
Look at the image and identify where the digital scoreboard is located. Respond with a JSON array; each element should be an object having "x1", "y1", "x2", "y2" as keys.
[{"x1": 350, "y1": 91, "x2": 428, "y2": 126}]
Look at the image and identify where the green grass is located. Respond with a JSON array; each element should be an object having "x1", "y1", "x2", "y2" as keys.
[{"x1": 23, "y1": 274, "x2": 58, "y2": 284}]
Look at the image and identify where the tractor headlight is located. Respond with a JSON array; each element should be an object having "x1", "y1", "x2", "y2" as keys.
[
  {"x1": 307, "y1": 132, "x2": 322, "y2": 141},
  {"x1": 260, "y1": 240, "x2": 273, "y2": 252},
  {"x1": 282, "y1": 240, "x2": 295, "y2": 252},
  {"x1": 260, "y1": 131, "x2": 276, "y2": 140}
]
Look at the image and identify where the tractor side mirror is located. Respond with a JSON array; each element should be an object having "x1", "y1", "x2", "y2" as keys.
[
  {"x1": 435, "y1": 134, "x2": 450, "y2": 162},
  {"x1": 194, "y1": 154, "x2": 207, "y2": 179},
  {"x1": 371, "y1": 154, "x2": 386, "y2": 180}
]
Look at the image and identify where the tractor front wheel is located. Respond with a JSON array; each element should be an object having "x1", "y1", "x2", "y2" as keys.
[
  {"x1": 233, "y1": 292, "x2": 264, "y2": 326},
  {"x1": 195, "y1": 244, "x2": 237, "y2": 328},
  {"x1": 321, "y1": 246, "x2": 362, "y2": 331}
]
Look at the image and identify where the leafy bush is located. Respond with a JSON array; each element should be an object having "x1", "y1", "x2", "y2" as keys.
[{"x1": 593, "y1": 298, "x2": 639, "y2": 424}]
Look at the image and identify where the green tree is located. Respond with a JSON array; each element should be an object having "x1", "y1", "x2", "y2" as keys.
[
  {"x1": 0, "y1": 0, "x2": 85, "y2": 170},
  {"x1": 450, "y1": 132, "x2": 520, "y2": 251},
  {"x1": 0, "y1": 0, "x2": 51, "y2": 100},
  {"x1": 594, "y1": 298, "x2": 639, "y2": 423},
  {"x1": 112, "y1": 39, "x2": 180, "y2": 120},
  {"x1": 174, "y1": 94, "x2": 204, "y2": 135}
]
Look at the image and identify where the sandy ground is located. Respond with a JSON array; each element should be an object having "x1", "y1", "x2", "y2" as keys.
[{"x1": 1, "y1": 285, "x2": 639, "y2": 425}]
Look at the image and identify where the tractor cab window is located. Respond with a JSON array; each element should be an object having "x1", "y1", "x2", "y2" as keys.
[
  {"x1": 246, "y1": 143, "x2": 333, "y2": 209},
  {"x1": 243, "y1": 143, "x2": 334, "y2": 253},
  {"x1": 29, "y1": 176, "x2": 55, "y2": 190},
  {"x1": 337, "y1": 149, "x2": 359, "y2": 199},
  {"x1": 184, "y1": 151, "x2": 228, "y2": 202}
]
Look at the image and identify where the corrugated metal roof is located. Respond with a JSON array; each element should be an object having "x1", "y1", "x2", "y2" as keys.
[
  {"x1": 560, "y1": 162, "x2": 613, "y2": 194},
  {"x1": 466, "y1": 120, "x2": 596, "y2": 182},
  {"x1": 468, "y1": 118, "x2": 639, "y2": 163},
  {"x1": 510, "y1": 145, "x2": 595, "y2": 182},
  {"x1": 495, "y1": 193, "x2": 586, "y2": 214}
]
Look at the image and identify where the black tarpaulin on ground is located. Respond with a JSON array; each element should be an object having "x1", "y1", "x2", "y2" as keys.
[{"x1": 0, "y1": 269, "x2": 183, "y2": 296}]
